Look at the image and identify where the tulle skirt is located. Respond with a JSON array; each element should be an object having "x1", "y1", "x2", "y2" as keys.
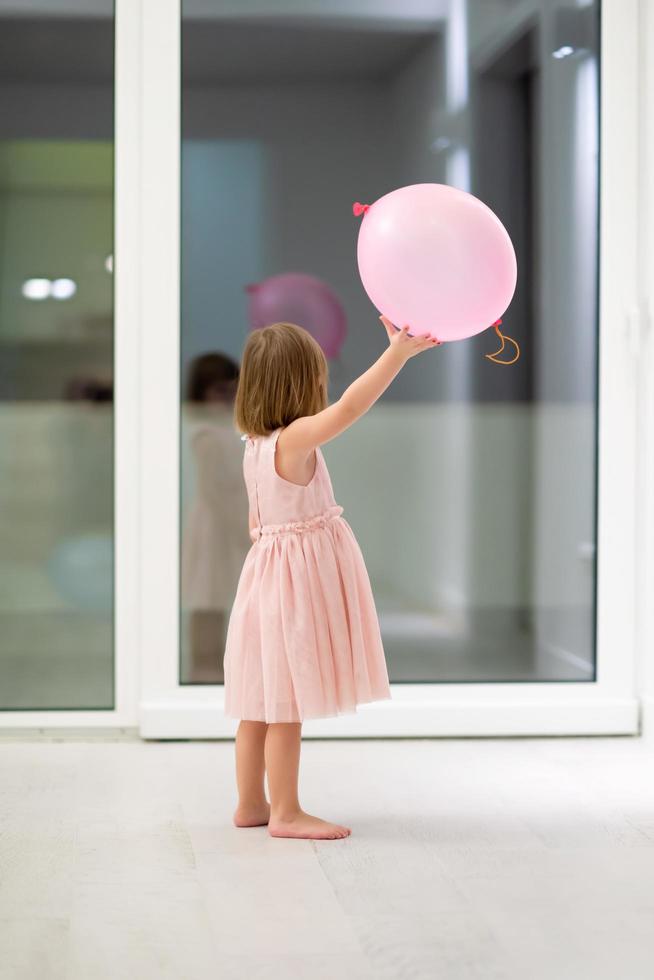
[{"x1": 223, "y1": 516, "x2": 391, "y2": 723}]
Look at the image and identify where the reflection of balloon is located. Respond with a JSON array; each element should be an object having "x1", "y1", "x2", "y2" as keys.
[
  {"x1": 47, "y1": 534, "x2": 113, "y2": 613},
  {"x1": 246, "y1": 273, "x2": 347, "y2": 359},
  {"x1": 354, "y1": 184, "x2": 517, "y2": 342}
]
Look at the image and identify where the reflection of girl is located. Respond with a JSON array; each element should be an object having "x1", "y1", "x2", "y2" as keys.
[{"x1": 181, "y1": 353, "x2": 250, "y2": 683}]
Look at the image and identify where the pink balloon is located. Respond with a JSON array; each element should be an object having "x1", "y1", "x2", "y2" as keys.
[
  {"x1": 355, "y1": 184, "x2": 517, "y2": 342},
  {"x1": 246, "y1": 273, "x2": 347, "y2": 359}
]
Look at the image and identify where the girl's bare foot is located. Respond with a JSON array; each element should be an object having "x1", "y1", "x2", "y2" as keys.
[
  {"x1": 233, "y1": 801, "x2": 271, "y2": 827},
  {"x1": 268, "y1": 810, "x2": 351, "y2": 840}
]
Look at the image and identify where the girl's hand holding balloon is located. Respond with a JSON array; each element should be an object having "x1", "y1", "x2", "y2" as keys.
[
  {"x1": 379, "y1": 315, "x2": 442, "y2": 359},
  {"x1": 280, "y1": 314, "x2": 443, "y2": 452}
]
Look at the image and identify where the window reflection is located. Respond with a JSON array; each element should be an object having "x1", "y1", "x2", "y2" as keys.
[
  {"x1": 0, "y1": 9, "x2": 114, "y2": 710},
  {"x1": 180, "y1": 1, "x2": 599, "y2": 684},
  {"x1": 181, "y1": 354, "x2": 249, "y2": 684}
]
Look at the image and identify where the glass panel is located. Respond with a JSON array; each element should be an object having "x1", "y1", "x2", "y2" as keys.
[
  {"x1": 180, "y1": 0, "x2": 599, "y2": 684},
  {"x1": 0, "y1": 5, "x2": 114, "y2": 708}
]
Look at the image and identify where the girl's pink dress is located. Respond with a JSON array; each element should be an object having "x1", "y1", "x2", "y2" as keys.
[{"x1": 223, "y1": 427, "x2": 391, "y2": 723}]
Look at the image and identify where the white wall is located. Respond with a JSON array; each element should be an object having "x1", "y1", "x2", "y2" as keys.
[{"x1": 638, "y1": 0, "x2": 654, "y2": 736}]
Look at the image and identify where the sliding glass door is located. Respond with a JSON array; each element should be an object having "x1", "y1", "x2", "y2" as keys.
[
  {"x1": 177, "y1": 1, "x2": 600, "y2": 689},
  {"x1": 0, "y1": 0, "x2": 639, "y2": 736},
  {"x1": 139, "y1": 0, "x2": 638, "y2": 736},
  {"x1": 0, "y1": 4, "x2": 115, "y2": 710}
]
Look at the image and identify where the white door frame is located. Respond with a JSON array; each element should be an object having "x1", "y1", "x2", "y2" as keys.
[
  {"x1": 0, "y1": 0, "x2": 141, "y2": 729},
  {"x1": 636, "y1": 0, "x2": 654, "y2": 736},
  {"x1": 0, "y1": 0, "x2": 644, "y2": 736},
  {"x1": 136, "y1": 0, "x2": 642, "y2": 739}
]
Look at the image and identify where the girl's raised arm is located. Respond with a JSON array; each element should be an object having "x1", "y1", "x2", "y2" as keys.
[{"x1": 281, "y1": 317, "x2": 440, "y2": 453}]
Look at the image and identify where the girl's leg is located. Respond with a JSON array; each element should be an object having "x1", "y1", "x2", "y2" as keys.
[
  {"x1": 233, "y1": 721, "x2": 270, "y2": 827},
  {"x1": 265, "y1": 722, "x2": 351, "y2": 840}
]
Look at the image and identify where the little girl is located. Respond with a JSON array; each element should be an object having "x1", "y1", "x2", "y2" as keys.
[{"x1": 224, "y1": 317, "x2": 440, "y2": 839}]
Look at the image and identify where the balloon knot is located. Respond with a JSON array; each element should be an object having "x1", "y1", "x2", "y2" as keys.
[{"x1": 352, "y1": 202, "x2": 370, "y2": 218}]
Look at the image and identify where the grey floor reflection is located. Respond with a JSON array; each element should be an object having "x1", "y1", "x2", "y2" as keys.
[
  {"x1": 0, "y1": 399, "x2": 114, "y2": 709},
  {"x1": 381, "y1": 610, "x2": 592, "y2": 683}
]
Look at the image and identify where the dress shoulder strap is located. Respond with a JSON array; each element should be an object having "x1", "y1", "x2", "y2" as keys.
[
  {"x1": 267, "y1": 427, "x2": 287, "y2": 472},
  {"x1": 240, "y1": 427, "x2": 283, "y2": 479}
]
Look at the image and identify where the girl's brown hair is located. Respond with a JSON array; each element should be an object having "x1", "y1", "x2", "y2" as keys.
[{"x1": 235, "y1": 322, "x2": 328, "y2": 436}]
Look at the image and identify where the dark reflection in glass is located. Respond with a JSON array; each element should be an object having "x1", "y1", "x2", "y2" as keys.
[
  {"x1": 180, "y1": 1, "x2": 599, "y2": 684},
  {"x1": 180, "y1": 353, "x2": 250, "y2": 684},
  {"x1": 0, "y1": 6, "x2": 114, "y2": 709}
]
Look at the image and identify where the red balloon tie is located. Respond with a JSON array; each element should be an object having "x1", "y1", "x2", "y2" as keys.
[{"x1": 352, "y1": 202, "x2": 370, "y2": 217}]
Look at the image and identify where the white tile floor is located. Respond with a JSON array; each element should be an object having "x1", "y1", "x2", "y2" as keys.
[{"x1": 1, "y1": 733, "x2": 653, "y2": 980}]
